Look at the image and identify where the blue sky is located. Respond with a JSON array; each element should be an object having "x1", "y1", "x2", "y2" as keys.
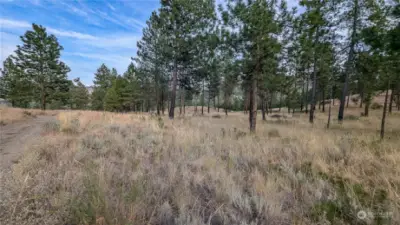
[
  {"x1": 1, "y1": 0, "x2": 300, "y2": 85},
  {"x1": 0, "y1": 0, "x2": 160, "y2": 85}
]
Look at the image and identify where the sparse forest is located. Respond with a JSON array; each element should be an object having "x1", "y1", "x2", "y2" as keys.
[{"x1": 1, "y1": 0, "x2": 399, "y2": 138}]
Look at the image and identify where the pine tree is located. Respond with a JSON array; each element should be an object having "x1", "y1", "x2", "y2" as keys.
[
  {"x1": 122, "y1": 63, "x2": 140, "y2": 111},
  {"x1": 70, "y1": 78, "x2": 89, "y2": 109},
  {"x1": 104, "y1": 86, "x2": 120, "y2": 112},
  {"x1": 299, "y1": 0, "x2": 333, "y2": 123},
  {"x1": 136, "y1": 12, "x2": 169, "y2": 115},
  {"x1": 12, "y1": 24, "x2": 70, "y2": 110},
  {"x1": 226, "y1": 0, "x2": 285, "y2": 132},
  {"x1": 0, "y1": 56, "x2": 33, "y2": 107},
  {"x1": 91, "y1": 64, "x2": 114, "y2": 110},
  {"x1": 158, "y1": 0, "x2": 216, "y2": 119}
]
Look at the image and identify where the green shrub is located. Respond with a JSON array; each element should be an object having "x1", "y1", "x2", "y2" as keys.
[
  {"x1": 344, "y1": 115, "x2": 359, "y2": 120},
  {"x1": 371, "y1": 102, "x2": 383, "y2": 110},
  {"x1": 43, "y1": 120, "x2": 60, "y2": 133},
  {"x1": 268, "y1": 129, "x2": 281, "y2": 138}
]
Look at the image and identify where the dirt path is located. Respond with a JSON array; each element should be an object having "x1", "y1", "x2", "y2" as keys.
[{"x1": 0, "y1": 116, "x2": 55, "y2": 170}]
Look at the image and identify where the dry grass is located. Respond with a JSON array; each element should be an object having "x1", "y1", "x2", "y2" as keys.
[
  {"x1": 1, "y1": 107, "x2": 399, "y2": 225},
  {"x1": 0, "y1": 106, "x2": 58, "y2": 125}
]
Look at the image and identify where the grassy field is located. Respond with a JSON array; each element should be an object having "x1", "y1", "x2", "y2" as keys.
[
  {"x1": 0, "y1": 106, "x2": 58, "y2": 125},
  {"x1": 0, "y1": 106, "x2": 399, "y2": 225}
]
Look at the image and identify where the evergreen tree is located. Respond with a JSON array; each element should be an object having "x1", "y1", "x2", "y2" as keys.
[
  {"x1": 12, "y1": 24, "x2": 70, "y2": 110},
  {"x1": 91, "y1": 64, "x2": 114, "y2": 110},
  {"x1": 70, "y1": 78, "x2": 89, "y2": 109},
  {"x1": 0, "y1": 56, "x2": 33, "y2": 107},
  {"x1": 158, "y1": 0, "x2": 216, "y2": 119},
  {"x1": 225, "y1": 0, "x2": 286, "y2": 132},
  {"x1": 103, "y1": 85, "x2": 120, "y2": 112}
]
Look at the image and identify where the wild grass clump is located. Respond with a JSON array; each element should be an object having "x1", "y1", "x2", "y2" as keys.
[
  {"x1": 371, "y1": 102, "x2": 383, "y2": 109},
  {"x1": 212, "y1": 114, "x2": 222, "y2": 119},
  {"x1": 0, "y1": 106, "x2": 58, "y2": 125},
  {"x1": 344, "y1": 115, "x2": 359, "y2": 120},
  {"x1": 43, "y1": 120, "x2": 61, "y2": 133},
  {"x1": 0, "y1": 110, "x2": 399, "y2": 225},
  {"x1": 58, "y1": 112, "x2": 80, "y2": 134}
]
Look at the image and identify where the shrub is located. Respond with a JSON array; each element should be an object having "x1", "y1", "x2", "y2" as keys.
[
  {"x1": 43, "y1": 120, "x2": 60, "y2": 133},
  {"x1": 268, "y1": 129, "x2": 281, "y2": 138},
  {"x1": 344, "y1": 115, "x2": 359, "y2": 120},
  {"x1": 212, "y1": 114, "x2": 222, "y2": 119},
  {"x1": 351, "y1": 96, "x2": 359, "y2": 105},
  {"x1": 58, "y1": 113, "x2": 80, "y2": 134},
  {"x1": 157, "y1": 117, "x2": 164, "y2": 128},
  {"x1": 22, "y1": 110, "x2": 34, "y2": 117},
  {"x1": 371, "y1": 102, "x2": 383, "y2": 110}
]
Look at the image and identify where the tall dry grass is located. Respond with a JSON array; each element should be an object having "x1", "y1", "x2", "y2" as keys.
[
  {"x1": 0, "y1": 106, "x2": 58, "y2": 125},
  {"x1": 0, "y1": 108, "x2": 399, "y2": 225}
]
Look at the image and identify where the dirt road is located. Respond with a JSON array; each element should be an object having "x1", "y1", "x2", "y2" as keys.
[{"x1": 0, "y1": 116, "x2": 54, "y2": 170}]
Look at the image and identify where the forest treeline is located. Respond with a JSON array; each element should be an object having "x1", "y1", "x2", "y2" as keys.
[{"x1": 1, "y1": 0, "x2": 399, "y2": 136}]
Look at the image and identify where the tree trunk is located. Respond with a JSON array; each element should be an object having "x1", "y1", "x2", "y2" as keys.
[
  {"x1": 269, "y1": 92, "x2": 273, "y2": 114},
  {"x1": 364, "y1": 100, "x2": 370, "y2": 117},
  {"x1": 389, "y1": 88, "x2": 394, "y2": 114},
  {"x1": 217, "y1": 95, "x2": 219, "y2": 112},
  {"x1": 300, "y1": 79, "x2": 305, "y2": 112},
  {"x1": 397, "y1": 94, "x2": 400, "y2": 111},
  {"x1": 322, "y1": 88, "x2": 325, "y2": 112},
  {"x1": 381, "y1": 81, "x2": 390, "y2": 139},
  {"x1": 201, "y1": 79, "x2": 205, "y2": 115},
  {"x1": 169, "y1": 64, "x2": 178, "y2": 119},
  {"x1": 262, "y1": 95, "x2": 266, "y2": 121},
  {"x1": 224, "y1": 92, "x2": 228, "y2": 116},
  {"x1": 180, "y1": 88, "x2": 184, "y2": 115},
  {"x1": 318, "y1": 92, "x2": 321, "y2": 110},
  {"x1": 309, "y1": 25, "x2": 320, "y2": 124},
  {"x1": 207, "y1": 96, "x2": 210, "y2": 114},
  {"x1": 244, "y1": 91, "x2": 249, "y2": 114},
  {"x1": 360, "y1": 90, "x2": 364, "y2": 108},
  {"x1": 327, "y1": 86, "x2": 333, "y2": 128},
  {"x1": 305, "y1": 72, "x2": 309, "y2": 114},
  {"x1": 156, "y1": 90, "x2": 160, "y2": 116},
  {"x1": 339, "y1": 0, "x2": 358, "y2": 122},
  {"x1": 249, "y1": 77, "x2": 257, "y2": 132},
  {"x1": 213, "y1": 97, "x2": 216, "y2": 109},
  {"x1": 346, "y1": 91, "x2": 351, "y2": 108},
  {"x1": 195, "y1": 96, "x2": 198, "y2": 113},
  {"x1": 162, "y1": 90, "x2": 165, "y2": 115},
  {"x1": 41, "y1": 88, "x2": 46, "y2": 110}
]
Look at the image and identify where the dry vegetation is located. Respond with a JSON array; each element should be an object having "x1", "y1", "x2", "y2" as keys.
[
  {"x1": 0, "y1": 106, "x2": 58, "y2": 125},
  {"x1": 1, "y1": 107, "x2": 399, "y2": 225}
]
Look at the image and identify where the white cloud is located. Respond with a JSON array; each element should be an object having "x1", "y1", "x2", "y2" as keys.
[
  {"x1": 84, "y1": 35, "x2": 140, "y2": 50},
  {"x1": 0, "y1": 18, "x2": 31, "y2": 28},
  {"x1": 107, "y1": 3, "x2": 116, "y2": 11},
  {"x1": 66, "y1": 52, "x2": 128, "y2": 64},
  {"x1": 47, "y1": 28, "x2": 98, "y2": 40},
  {"x1": 0, "y1": 18, "x2": 98, "y2": 40}
]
